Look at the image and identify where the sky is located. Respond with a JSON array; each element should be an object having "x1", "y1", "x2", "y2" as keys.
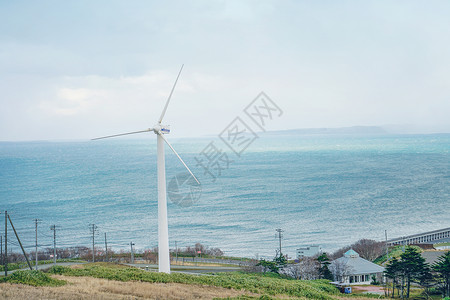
[{"x1": 1, "y1": 0, "x2": 450, "y2": 141}]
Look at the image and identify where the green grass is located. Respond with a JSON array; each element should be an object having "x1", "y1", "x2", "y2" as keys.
[
  {"x1": 2, "y1": 270, "x2": 66, "y2": 287},
  {"x1": 434, "y1": 242, "x2": 450, "y2": 247},
  {"x1": 214, "y1": 296, "x2": 275, "y2": 300},
  {"x1": 174, "y1": 254, "x2": 252, "y2": 262},
  {"x1": 49, "y1": 263, "x2": 341, "y2": 299},
  {"x1": 373, "y1": 245, "x2": 423, "y2": 265}
]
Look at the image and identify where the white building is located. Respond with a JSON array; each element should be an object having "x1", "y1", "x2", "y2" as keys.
[
  {"x1": 330, "y1": 249, "x2": 385, "y2": 285},
  {"x1": 296, "y1": 245, "x2": 322, "y2": 258}
]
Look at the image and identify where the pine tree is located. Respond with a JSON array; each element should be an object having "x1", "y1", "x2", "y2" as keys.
[
  {"x1": 433, "y1": 251, "x2": 450, "y2": 297},
  {"x1": 418, "y1": 265, "x2": 435, "y2": 299},
  {"x1": 274, "y1": 254, "x2": 287, "y2": 268},
  {"x1": 399, "y1": 246, "x2": 430, "y2": 298},
  {"x1": 257, "y1": 259, "x2": 279, "y2": 273},
  {"x1": 385, "y1": 257, "x2": 401, "y2": 297},
  {"x1": 317, "y1": 253, "x2": 333, "y2": 280}
]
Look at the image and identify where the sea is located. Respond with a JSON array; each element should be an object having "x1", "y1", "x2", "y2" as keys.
[{"x1": 0, "y1": 133, "x2": 449, "y2": 259}]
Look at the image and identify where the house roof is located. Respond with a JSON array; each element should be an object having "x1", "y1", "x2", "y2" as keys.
[
  {"x1": 344, "y1": 249, "x2": 359, "y2": 258},
  {"x1": 333, "y1": 249, "x2": 385, "y2": 275}
]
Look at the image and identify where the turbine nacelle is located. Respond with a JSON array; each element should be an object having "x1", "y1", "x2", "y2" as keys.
[{"x1": 153, "y1": 124, "x2": 170, "y2": 134}]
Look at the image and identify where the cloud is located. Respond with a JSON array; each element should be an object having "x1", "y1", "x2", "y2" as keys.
[
  {"x1": 1, "y1": 1, "x2": 450, "y2": 141},
  {"x1": 39, "y1": 88, "x2": 106, "y2": 116}
]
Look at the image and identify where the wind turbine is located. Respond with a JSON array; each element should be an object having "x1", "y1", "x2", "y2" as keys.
[{"x1": 92, "y1": 65, "x2": 199, "y2": 273}]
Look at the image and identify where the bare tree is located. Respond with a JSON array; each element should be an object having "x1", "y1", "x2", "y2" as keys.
[
  {"x1": 207, "y1": 247, "x2": 224, "y2": 256},
  {"x1": 352, "y1": 239, "x2": 385, "y2": 261},
  {"x1": 177, "y1": 243, "x2": 223, "y2": 257},
  {"x1": 279, "y1": 257, "x2": 320, "y2": 280},
  {"x1": 194, "y1": 243, "x2": 206, "y2": 255},
  {"x1": 242, "y1": 259, "x2": 262, "y2": 273},
  {"x1": 331, "y1": 239, "x2": 385, "y2": 261},
  {"x1": 331, "y1": 246, "x2": 352, "y2": 260},
  {"x1": 143, "y1": 249, "x2": 157, "y2": 263},
  {"x1": 279, "y1": 264, "x2": 300, "y2": 279},
  {"x1": 330, "y1": 259, "x2": 355, "y2": 283},
  {"x1": 298, "y1": 257, "x2": 321, "y2": 280}
]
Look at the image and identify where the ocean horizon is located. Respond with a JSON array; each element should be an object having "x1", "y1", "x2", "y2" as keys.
[{"x1": 0, "y1": 133, "x2": 449, "y2": 259}]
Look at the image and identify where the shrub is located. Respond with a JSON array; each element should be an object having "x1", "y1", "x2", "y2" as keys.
[
  {"x1": 370, "y1": 274, "x2": 380, "y2": 285},
  {"x1": 3, "y1": 270, "x2": 66, "y2": 287}
]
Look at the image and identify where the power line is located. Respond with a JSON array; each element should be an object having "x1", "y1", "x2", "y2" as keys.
[
  {"x1": 39, "y1": 231, "x2": 54, "y2": 238},
  {"x1": 12, "y1": 244, "x2": 62, "y2": 249}
]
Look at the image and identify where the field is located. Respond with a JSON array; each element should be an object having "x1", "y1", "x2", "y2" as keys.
[
  {"x1": 0, "y1": 275, "x2": 251, "y2": 299},
  {"x1": 0, "y1": 263, "x2": 379, "y2": 299}
]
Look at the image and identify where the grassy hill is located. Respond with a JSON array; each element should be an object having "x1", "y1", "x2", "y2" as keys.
[
  {"x1": 373, "y1": 245, "x2": 423, "y2": 265},
  {"x1": 0, "y1": 263, "x2": 377, "y2": 299}
]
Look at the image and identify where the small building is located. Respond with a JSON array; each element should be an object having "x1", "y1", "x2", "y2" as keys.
[
  {"x1": 330, "y1": 249, "x2": 385, "y2": 285},
  {"x1": 296, "y1": 245, "x2": 322, "y2": 258}
]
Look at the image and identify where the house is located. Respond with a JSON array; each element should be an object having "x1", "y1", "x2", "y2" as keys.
[
  {"x1": 330, "y1": 249, "x2": 385, "y2": 285},
  {"x1": 296, "y1": 245, "x2": 322, "y2": 258}
]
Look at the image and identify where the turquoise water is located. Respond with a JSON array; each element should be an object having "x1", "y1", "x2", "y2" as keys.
[{"x1": 0, "y1": 134, "x2": 449, "y2": 258}]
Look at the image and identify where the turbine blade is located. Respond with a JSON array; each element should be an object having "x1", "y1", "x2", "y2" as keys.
[
  {"x1": 158, "y1": 64, "x2": 184, "y2": 124},
  {"x1": 158, "y1": 132, "x2": 200, "y2": 184},
  {"x1": 92, "y1": 129, "x2": 152, "y2": 140}
]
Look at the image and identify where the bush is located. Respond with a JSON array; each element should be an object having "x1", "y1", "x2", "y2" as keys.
[
  {"x1": 370, "y1": 274, "x2": 380, "y2": 285},
  {"x1": 3, "y1": 270, "x2": 66, "y2": 287}
]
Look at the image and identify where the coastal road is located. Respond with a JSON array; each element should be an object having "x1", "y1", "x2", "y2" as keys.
[
  {"x1": 6, "y1": 261, "x2": 241, "y2": 276},
  {"x1": 4, "y1": 261, "x2": 87, "y2": 275},
  {"x1": 124, "y1": 262, "x2": 242, "y2": 275},
  {"x1": 172, "y1": 257, "x2": 252, "y2": 266}
]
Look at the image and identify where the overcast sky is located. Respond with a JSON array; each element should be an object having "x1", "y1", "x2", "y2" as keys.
[{"x1": 1, "y1": 0, "x2": 449, "y2": 141}]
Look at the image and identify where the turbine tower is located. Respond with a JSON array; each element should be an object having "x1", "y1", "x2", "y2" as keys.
[{"x1": 93, "y1": 65, "x2": 199, "y2": 273}]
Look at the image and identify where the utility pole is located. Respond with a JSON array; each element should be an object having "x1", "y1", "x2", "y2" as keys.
[
  {"x1": 89, "y1": 224, "x2": 97, "y2": 262},
  {"x1": 4, "y1": 211, "x2": 7, "y2": 276},
  {"x1": 130, "y1": 242, "x2": 135, "y2": 264},
  {"x1": 34, "y1": 219, "x2": 41, "y2": 270},
  {"x1": 384, "y1": 230, "x2": 389, "y2": 298},
  {"x1": 0, "y1": 212, "x2": 2, "y2": 266},
  {"x1": 104, "y1": 233, "x2": 108, "y2": 262},
  {"x1": 385, "y1": 230, "x2": 389, "y2": 262},
  {"x1": 175, "y1": 241, "x2": 178, "y2": 262},
  {"x1": 276, "y1": 228, "x2": 283, "y2": 258},
  {"x1": 50, "y1": 225, "x2": 57, "y2": 265}
]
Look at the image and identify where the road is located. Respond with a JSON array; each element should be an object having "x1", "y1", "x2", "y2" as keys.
[
  {"x1": 125, "y1": 262, "x2": 242, "y2": 274},
  {"x1": 5, "y1": 260, "x2": 242, "y2": 276},
  {"x1": 172, "y1": 257, "x2": 252, "y2": 266},
  {"x1": 3, "y1": 261, "x2": 87, "y2": 275}
]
